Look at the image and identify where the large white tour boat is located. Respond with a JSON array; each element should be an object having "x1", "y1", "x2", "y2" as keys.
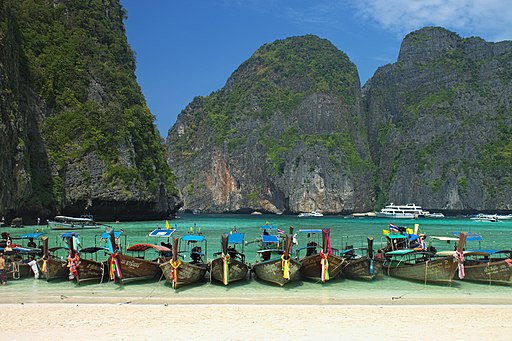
[{"x1": 376, "y1": 203, "x2": 427, "y2": 219}]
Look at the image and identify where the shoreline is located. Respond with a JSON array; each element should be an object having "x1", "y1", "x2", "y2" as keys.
[{"x1": 1, "y1": 303, "x2": 512, "y2": 340}]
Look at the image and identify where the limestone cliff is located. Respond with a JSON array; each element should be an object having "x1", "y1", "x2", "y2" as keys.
[
  {"x1": 0, "y1": 1, "x2": 53, "y2": 223},
  {"x1": 0, "y1": 0, "x2": 180, "y2": 222},
  {"x1": 363, "y1": 27, "x2": 512, "y2": 211},
  {"x1": 167, "y1": 35, "x2": 374, "y2": 214}
]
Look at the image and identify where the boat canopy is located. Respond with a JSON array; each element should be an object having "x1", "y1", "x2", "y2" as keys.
[
  {"x1": 126, "y1": 243, "x2": 171, "y2": 252},
  {"x1": 298, "y1": 229, "x2": 322, "y2": 234},
  {"x1": 386, "y1": 234, "x2": 408, "y2": 239},
  {"x1": 53, "y1": 215, "x2": 93, "y2": 223},
  {"x1": 0, "y1": 246, "x2": 39, "y2": 253},
  {"x1": 465, "y1": 249, "x2": 512, "y2": 256},
  {"x1": 431, "y1": 236, "x2": 459, "y2": 242},
  {"x1": 17, "y1": 232, "x2": 46, "y2": 239},
  {"x1": 101, "y1": 231, "x2": 122, "y2": 239},
  {"x1": 227, "y1": 233, "x2": 245, "y2": 244},
  {"x1": 182, "y1": 235, "x2": 205, "y2": 242},
  {"x1": 260, "y1": 223, "x2": 275, "y2": 229},
  {"x1": 59, "y1": 232, "x2": 79, "y2": 238},
  {"x1": 79, "y1": 246, "x2": 109, "y2": 254},
  {"x1": 261, "y1": 235, "x2": 279, "y2": 243},
  {"x1": 452, "y1": 232, "x2": 482, "y2": 241},
  {"x1": 386, "y1": 249, "x2": 415, "y2": 255},
  {"x1": 149, "y1": 228, "x2": 176, "y2": 238}
]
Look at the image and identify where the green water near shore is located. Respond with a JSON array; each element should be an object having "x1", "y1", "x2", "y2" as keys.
[{"x1": 2, "y1": 214, "x2": 512, "y2": 305}]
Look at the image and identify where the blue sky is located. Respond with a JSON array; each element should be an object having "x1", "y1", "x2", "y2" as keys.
[{"x1": 120, "y1": 0, "x2": 512, "y2": 136}]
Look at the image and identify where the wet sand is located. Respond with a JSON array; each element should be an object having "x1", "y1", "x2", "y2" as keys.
[{"x1": 1, "y1": 303, "x2": 512, "y2": 340}]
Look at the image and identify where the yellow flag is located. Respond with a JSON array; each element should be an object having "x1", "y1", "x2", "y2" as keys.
[
  {"x1": 165, "y1": 220, "x2": 170, "y2": 230},
  {"x1": 382, "y1": 229, "x2": 390, "y2": 236}
]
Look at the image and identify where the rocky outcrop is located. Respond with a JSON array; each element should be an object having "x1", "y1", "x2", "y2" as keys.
[
  {"x1": 0, "y1": 0, "x2": 180, "y2": 222},
  {"x1": 0, "y1": 2, "x2": 54, "y2": 223},
  {"x1": 363, "y1": 27, "x2": 512, "y2": 211},
  {"x1": 167, "y1": 35, "x2": 374, "y2": 214}
]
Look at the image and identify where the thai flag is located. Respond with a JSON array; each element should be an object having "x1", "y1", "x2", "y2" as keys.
[
  {"x1": 277, "y1": 228, "x2": 285, "y2": 234},
  {"x1": 389, "y1": 224, "x2": 399, "y2": 233}
]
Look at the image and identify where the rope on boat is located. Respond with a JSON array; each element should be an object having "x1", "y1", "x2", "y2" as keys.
[
  {"x1": 424, "y1": 260, "x2": 429, "y2": 285},
  {"x1": 12, "y1": 262, "x2": 20, "y2": 280}
]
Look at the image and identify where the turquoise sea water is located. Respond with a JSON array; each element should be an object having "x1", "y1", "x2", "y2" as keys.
[{"x1": 2, "y1": 214, "x2": 512, "y2": 305}]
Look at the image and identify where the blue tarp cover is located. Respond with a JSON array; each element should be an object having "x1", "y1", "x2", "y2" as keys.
[
  {"x1": 182, "y1": 235, "x2": 205, "y2": 242},
  {"x1": 452, "y1": 232, "x2": 483, "y2": 241},
  {"x1": 59, "y1": 232, "x2": 79, "y2": 238},
  {"x1": 149, "y1": 229, "x2": 176, "y2": 238},
  {"x1": 228, "y1": 233, "x2": 245, "y2": 244},
  {"x1": 18, "y1": 232, "x2": 46, "y2": 239},
  {"x1": 261, "y1": 235, "x2": 279, "y2": 243},
  {"x1": 298, "y1": 229, "x2": 322, "y2": 234},
  {"x1": 386, "y1": 234, "x2": 407, "y2": 239}
]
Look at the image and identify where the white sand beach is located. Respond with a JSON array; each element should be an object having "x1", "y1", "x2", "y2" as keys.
[{"x1": 1, "y1": 303, "x2": 512, "y2": 340}]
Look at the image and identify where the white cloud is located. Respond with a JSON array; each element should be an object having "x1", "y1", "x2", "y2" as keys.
[{"x1": 350, "y1": 0, "x2": 512, "y2": 42}]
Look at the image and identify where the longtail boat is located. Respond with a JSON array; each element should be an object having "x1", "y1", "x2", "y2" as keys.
[
  {"x1": 115, "y1": 243, "x2": 169, "y2": 283},
  {"x1": 296, "y1": 229, "x2": 344, "y2": 283},
  {"x1": 460, "y1": 250, "x2": 512, "y2": 285},
  {"x1": 37, "y1": 236, "x2": 69, "y2": 281},
  {"x1": 160, "y1": 235, "x2": 208, "y2": 289},
  {"x1": 252, "y1": 234, "x2": 301, "y2": 286},
  {"x1": 434, "y1": 233, "x2": 512, "y2": 286},
  {"x1": 210, "y1": 233, "x2": 249, "y2": 285},
  {"x1": 75, "y1": 247, "x2": 109, "y2": 284},
  {"x1": 105, "y1": 227, "x2": 169, "y2": 284},
  {"x1": 341, "y1": 237, "x2": 377, "y2": 280},
  {"x1": 382, "y1": 232, "x2": 467, "y2": 284}
]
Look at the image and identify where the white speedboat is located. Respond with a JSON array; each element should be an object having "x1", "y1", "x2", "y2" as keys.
[
  {"x1": 376, "y1": 203, "x2": 427, "y2": 219},
  {"x1": 297, "y1": 211, "x2": 324, "y2": 217}
]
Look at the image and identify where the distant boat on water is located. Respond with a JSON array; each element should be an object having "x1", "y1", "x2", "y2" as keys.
[
  {"x1": 376, "y1": 203, "x2": 427, "y2": 219},
  {"x1": 48, "y1": 215, "x2": 100, "y2": 230},
  {"x1": 297, "y1": 211, "x2": 324, "y2": 217}
]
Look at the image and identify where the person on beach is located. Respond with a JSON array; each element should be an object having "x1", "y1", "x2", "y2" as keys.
[
  {"x1": 27, "y1": 256, "x2": 39, "y2": 279},
  {"x1": 0, "y1": 253, "x2": 7, "y2": 285}
]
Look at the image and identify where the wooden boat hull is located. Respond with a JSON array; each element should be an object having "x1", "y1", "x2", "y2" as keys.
[
  {"x1": 299, "y1": 254, "x2": 345, "y2": 282},
  {"x1": 462, "y1": 260, "x2": 512, "y2": 285},
  {"x1": 37, "y1": 258, "x2": 69, "y2": 281},
  {"x1": 342, "y1": 257, "x2": 377, "y2": 280},
  {"x1": 6, "y1": 263, "x2": 33, "y2": 279},
  {"x1": 210, "y1": 258, "x2": 249, "y2": 284},
  {"x1": 76, "y1": 258, "x2": 108, "y2": 284},
  {"x1": 252, "y1": 258, "x2": 301, "y2": 286},
  {"x1": 384, "y1": 257, "x2": 456, "y2": 284},
  {"x1": 117, "y1": 254, "x2": 162, "y2": 283},
  {"x1": 160, "y1": 261, "x2": 208, "y2": 289}
]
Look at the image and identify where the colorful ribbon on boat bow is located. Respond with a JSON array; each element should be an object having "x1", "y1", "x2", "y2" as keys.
[
  {"x1": 109, "y1": 252, "x2": 122, "y2": 282},
  {"x1": 170, "y1": 259, "x2": 182, "y2": 288},
  {"x1": 41, "y1": 256, "x2": 48, "y2": 273},
  {"x1": 281, "y1": 254, "x2": 291, "y2": 280},
  {"x1": 320, "y1": 250, "x2": 330, "y2": 282},
  {"x1": 455, "y1": 250, "x2": 465, "y2": 279},
  {"x1": 67, "y1": 253, "x2": 80, "y2": 280},
  {"x1": 221, "y1": 253, "x2": 231, "y2": 285}
]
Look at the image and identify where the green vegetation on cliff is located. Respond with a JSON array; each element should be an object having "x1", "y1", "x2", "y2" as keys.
[{"x1": 12, "y1": 0, "x2": 177, "y2": 204}]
